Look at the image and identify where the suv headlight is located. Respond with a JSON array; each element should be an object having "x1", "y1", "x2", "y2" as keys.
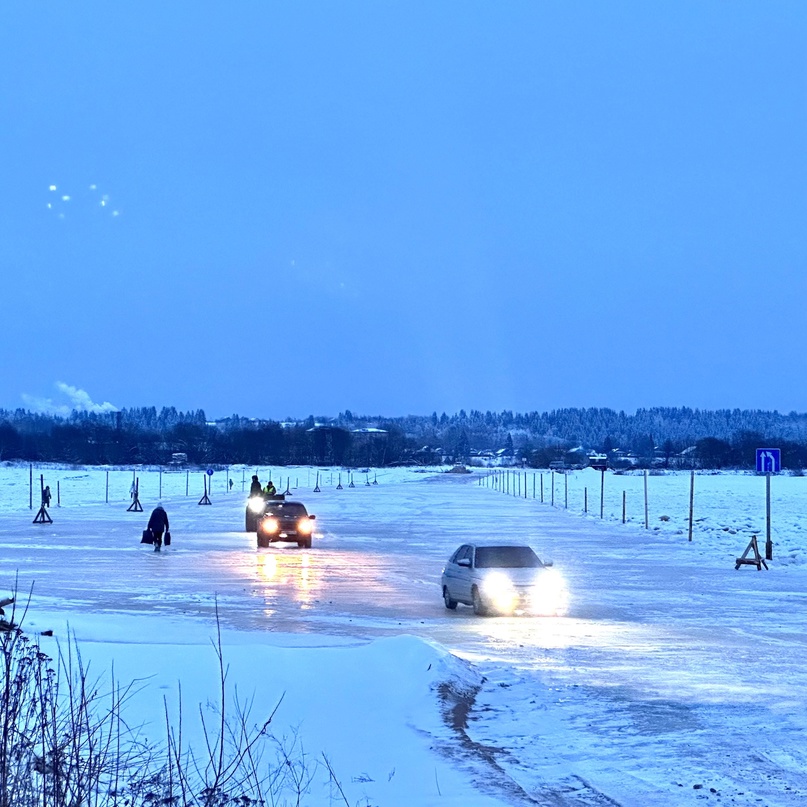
[
  {"x1": 248, "y1": 497, "x2": 266, "y2": 514},
  {"x1": 260, "y1": 517, "x2": 279, "y2": 534},
  {"x1": 298, "y1": 519, "x2": 314, "y2": 535}
]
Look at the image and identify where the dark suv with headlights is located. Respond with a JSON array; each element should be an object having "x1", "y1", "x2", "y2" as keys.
[{"x1": 256, "y1": 499, "x2": 316, "y2": 548}]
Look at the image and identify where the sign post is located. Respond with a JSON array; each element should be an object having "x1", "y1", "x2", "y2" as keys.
[
  {"x1": 756, "y1": 449, "x2": 780, "y2": 560},
  {"x1": 199, "y1": 469, "x2": 213, "y2": 505},
  {"x1": 766, "y1": 473, "x2": 773, "y2": 560}
]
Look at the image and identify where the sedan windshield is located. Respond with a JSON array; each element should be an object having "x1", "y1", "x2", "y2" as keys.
[{"x1": 475, "y1": 546, "x2": 542, "y2": 569}]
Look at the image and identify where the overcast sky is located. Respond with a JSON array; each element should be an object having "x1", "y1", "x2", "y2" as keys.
[{"x1": 1, "y1": 1, "x2": 805, "y2": 420}]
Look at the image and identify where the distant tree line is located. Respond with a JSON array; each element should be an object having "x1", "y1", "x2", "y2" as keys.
[
  {"x1": 0, "y1": 405, "x2": 806, "y2": 470},
  {"x1": 0, "y1": 407, "x2": 407, "y2": 468}
]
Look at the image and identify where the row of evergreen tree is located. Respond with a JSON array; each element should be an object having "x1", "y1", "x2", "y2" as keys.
[{"x1": 0, "y1": 405, "x2": 805, "y2": 469}]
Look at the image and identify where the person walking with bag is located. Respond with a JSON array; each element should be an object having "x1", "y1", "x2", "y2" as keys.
[{"x1": 147, "y1": 503, "x2": 170, "y2": 552}]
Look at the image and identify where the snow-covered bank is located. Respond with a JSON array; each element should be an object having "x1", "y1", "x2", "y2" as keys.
[{"x1": 21, "y1": 615, "x2": 488, "y2": 807}]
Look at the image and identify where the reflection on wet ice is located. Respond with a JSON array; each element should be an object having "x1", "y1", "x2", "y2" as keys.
[{"x1": 253, "y1": 550, "x2": 319, "y2": 611}]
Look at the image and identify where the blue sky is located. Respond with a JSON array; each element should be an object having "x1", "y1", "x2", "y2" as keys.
[{"x1": 1, "y1": 1, "x2": 805, "y2": 419}]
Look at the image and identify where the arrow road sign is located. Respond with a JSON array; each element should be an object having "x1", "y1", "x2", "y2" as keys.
[{"x1": 756, "y1": 448, "x2": 781, "y2": 474}]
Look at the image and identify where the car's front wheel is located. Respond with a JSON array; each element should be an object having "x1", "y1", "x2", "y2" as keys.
[
  {"x1": 443, "y1": 586, "x2": 458, "y2": 610},
  {"x1": 257, "y1": 535, "x2": 269, "y2": 549},
  {"x1": 472, "y1": 586, "x2": 488, "y2": 616},
  {"x1": 298, "y1": 537, "x2": 312, "y2": 549}
]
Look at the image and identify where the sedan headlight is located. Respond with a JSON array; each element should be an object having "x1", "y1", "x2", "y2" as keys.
[
  {"x1": 481, "y1": 572, "x2": 518, "y2": 613},
  {"x1": 248, "y1": 497, "x2": 266, "y2": 514},
  {"x1": 260, "y1": 517, "x2": 279, "y2": 534},
  {"x1": 297, "y1": 518, "x2": 314, "y2": 535},
  {"x1": 529, "y1": 568, "x2": 569, "y2": 616}
]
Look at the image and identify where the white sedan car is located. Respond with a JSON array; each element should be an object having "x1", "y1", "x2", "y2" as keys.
[{"x1": 441, "y1": 543, "x2": 568, "y2": 616}]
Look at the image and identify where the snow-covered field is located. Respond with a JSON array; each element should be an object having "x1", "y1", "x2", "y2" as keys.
[
  {"x1": 482, "y1": 465, "x2": 807, "y2": 565},
  {"x1": 1, "y1": 462, "x2": 805, "y2": 806}
]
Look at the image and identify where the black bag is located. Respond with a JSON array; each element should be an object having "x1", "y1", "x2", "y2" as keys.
[
  {"x1": 141, "y1": 529, "x2": 154, "y2": 545},
  {"x1": 164, "y1": 531, "x2": 171, "y2": 547}
]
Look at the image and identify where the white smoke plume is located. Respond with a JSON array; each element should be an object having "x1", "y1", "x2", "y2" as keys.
[{"x1": 22, "y1": 382, "x2": 119, "y2": 416}]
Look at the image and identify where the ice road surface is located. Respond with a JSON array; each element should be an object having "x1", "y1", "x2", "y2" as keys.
[{"x1": 0, "y1": 464, "x2": 806, "y2": 806}]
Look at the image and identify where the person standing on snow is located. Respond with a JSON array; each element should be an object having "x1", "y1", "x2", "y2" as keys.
[
  {"x1": 249, "y1": 475, "x2": 263, "y2": 497},
  {"x1": 147, "y1": 503, "x2": 170, "y2": 552}
]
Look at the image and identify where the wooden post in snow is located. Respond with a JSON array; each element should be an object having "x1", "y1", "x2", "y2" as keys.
[
  {"x1": 600, "y1": 468, "x2": 605, "y2": 519},
  {"x1": 688, "y1": 470, "x2": 695, "y2": 542},
  {"x1": 644, "y1": 470, "x2": 649, "y2": 529}
]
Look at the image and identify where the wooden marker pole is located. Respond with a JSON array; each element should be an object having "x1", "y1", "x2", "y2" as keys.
[
  {"x1": 644, "y1": 470, "x2": 649, "y2": 529},
  {"x1": 622, "y1": 491, "x2": 626, "y2": 523},
  {"x1": 688, "y1": 470, "x2": 695, "y2": 542},
  {"x1": 32, "y1": 473, "x2": 52, "y2": 524},
  {"x1": 600, "y1": 469, "x2": 605, "y2": 519}
]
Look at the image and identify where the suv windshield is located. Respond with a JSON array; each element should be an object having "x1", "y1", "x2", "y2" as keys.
[
  {"x1": 475, "y1": 546, "x2": 542, "y2": 569},
  {"x1": 266, "y1": 503, "x2": 308, "y2": 518}
]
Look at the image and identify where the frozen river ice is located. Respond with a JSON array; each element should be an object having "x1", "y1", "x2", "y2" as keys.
[{"x1": 0, "y1": 465, "x2": 805, "y2": 805}]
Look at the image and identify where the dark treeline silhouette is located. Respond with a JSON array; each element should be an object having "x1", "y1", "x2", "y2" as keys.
[{"x1": 0, "y1": 405, "x2": 806, "y2": 469}]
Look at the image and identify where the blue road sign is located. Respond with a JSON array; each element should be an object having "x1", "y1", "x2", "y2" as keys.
[
  {"x1": 756, "y1": 448, "x2": 781, "y2": 474},
  {"x1": 206, "y1": 468, "x2": 214, "y2": 476}
]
